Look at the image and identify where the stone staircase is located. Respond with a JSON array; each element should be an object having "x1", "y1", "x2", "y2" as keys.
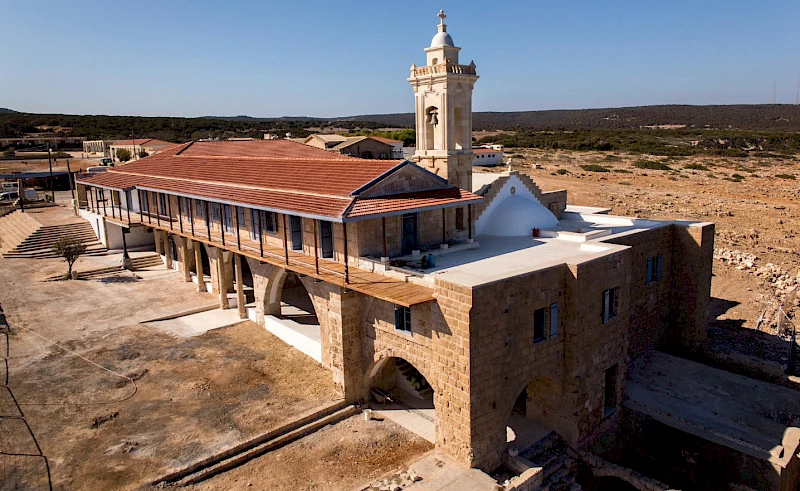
[
  {"x1": 43, "y1": 253, "x2": 164, "y2": 281},
  {"x1": 0, "y1": 212, "x2": 107, "y2": 259},
  {"x1": 519, "y1": 432, "x2": 581, "y2": 491},
  {"x1": 396, "y1": 358, "x2": 433, "y2": 399}
]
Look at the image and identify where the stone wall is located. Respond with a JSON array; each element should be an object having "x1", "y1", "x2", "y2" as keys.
[
  {"x1": 563, "y1": 249, "x2": 630, "y2": 446},
  {"x1": 667, "y1": 222, "x2": 715, "y2": 352},
  {"x1": 606, "y1": 226, "x2": 674, "y2": 357},
  {"x1": 468, "y1": 265, "x2": 567, "y2": 470}
]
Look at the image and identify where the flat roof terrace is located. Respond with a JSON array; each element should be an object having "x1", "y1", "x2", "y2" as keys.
[{"x1": 391, "y1": 211, "x2": 689, "y2": 288}]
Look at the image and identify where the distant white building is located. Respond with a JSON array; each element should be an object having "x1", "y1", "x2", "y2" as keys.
[{"x1": 472, "y1": 147, "x2": 503, "y2": 166}]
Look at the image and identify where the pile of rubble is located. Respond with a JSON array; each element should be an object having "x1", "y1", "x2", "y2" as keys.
[
  {"x1": 714, "y1": 247, "x2": 799, "y2": 332},
  {"x1": 361, "y1": 469, "x2": 421, "y2": 491}
]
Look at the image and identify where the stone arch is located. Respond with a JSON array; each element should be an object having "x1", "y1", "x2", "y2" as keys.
[
  {"x1": 365, "y1": 350, "x2": 438, "y2": 402},
  {"x1": 244, "y1": 258, "x2": 288, "y2": 324},
  {"x1": 504, "y1": 375, "x2": 564, "y2": 457}
]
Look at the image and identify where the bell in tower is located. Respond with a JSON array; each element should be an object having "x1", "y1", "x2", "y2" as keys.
[{"x1": 408, "y1": 10, "x2": 479, "y2": 191}]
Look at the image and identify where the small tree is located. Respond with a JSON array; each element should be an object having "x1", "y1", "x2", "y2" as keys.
[
  {"x1": 52, "y1": 237, "x2": 87, "y2": 279},
  {"x1": 116, "y1": 148, "x2": 132, "y2": 162}
]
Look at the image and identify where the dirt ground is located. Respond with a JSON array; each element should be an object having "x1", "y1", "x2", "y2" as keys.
[
  {"x1": 0, "y1": 241, "x2": 427, "y2": 490},
  {"x1": 193, "y1": 415, "x2": 433, "y2": 491},
  {"x1": 483, "y1": 148, "x2": 799, "y2": 380}
]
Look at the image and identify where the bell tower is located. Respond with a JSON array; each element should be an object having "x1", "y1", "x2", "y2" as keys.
[{"x1": 408, "y1": 10, "x2": 478, "y2": 191}]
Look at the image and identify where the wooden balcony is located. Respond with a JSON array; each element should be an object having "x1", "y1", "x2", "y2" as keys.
[{"x1": 99, "y1": 208, "x2": 436, "y2": 307}]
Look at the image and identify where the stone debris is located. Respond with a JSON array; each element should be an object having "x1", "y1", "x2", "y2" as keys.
[
  {"x1": 714, "y1": 247, "x2": 799, "y2": 332},
  {"x1": 361, "y1": 468, "x2": 421, "y2": 491}
]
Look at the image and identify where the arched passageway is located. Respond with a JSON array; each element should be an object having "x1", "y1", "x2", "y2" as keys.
[
  {"x1": 506, "y1": 377, "x2": 561, "y2": 458},
  {"x1": 278, "y1": 272, "x2": 318, "y2": 325},
  {"x1": 258, "y1": 270, "x2": 322, "y2": 363},
  {"x1": 367, "y1": 356, "x2": 435, "y2": 443}
]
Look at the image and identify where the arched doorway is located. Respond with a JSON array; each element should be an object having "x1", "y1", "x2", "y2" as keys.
[
  {"x1": 366, "y1": 356, "x2": 435, "y2": 443},
  {"x1": 506, "y1": 377, "x2": 562, "y2": 459}
]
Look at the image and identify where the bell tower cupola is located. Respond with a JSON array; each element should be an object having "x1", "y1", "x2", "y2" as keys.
[{"x1": 409, "y1": 10, "x2": 478, "y2": 191}]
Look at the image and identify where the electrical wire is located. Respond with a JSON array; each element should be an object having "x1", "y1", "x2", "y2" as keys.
[{"x1": 1, "y1": 323, "x2": 137, "y2": 406}]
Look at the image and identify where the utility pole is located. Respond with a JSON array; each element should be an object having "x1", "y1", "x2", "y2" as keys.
[
  {"x1": 17, "y1": 178, "x2": 24, "y2": 212},
  {"x1": 772, "y1": 75, "x2": 777, "y2": 104},
  {"x1": 47, "y1": 145, "x2": 55, "y2": 202},
  {"x1": 66, "y1": 160, "x2": 76, "y2": 215},
  {"x1": 796, "y1": 75, "x2": 800, "y2": 105}
]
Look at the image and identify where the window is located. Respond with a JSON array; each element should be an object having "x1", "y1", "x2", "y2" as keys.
[
  {"x1": 290, "y1": 215, "x2": 303, "y2": 250},
  {"x1": 222, "y1": 205, "x2": 233, "y2": 233},
  {"x1": 455, "y1": 207, "x2": 465, "y2": 230},
  {"x1": 211, "y1": 203, "x2": 221, "y2": 222},
  {"x1": 194, "y1": 199, "x2": 204, "y2": 219},
  {"x1": 646, "y1": 255, "x2": 663, "y2": 284},
  {"x1": 250, "y1": 209, "x2": 260, "y2": 241},
  {"x1": 264, "y1": 211, "x2": 277, "y2": 233},
  {"x1": 179, "y1": 196, "x2": 189, "y2": 220},
  {"x1": 602, "y1": 287, "x2": 619, "y2": 324},
  {"x1": 394, "y1": 305, "x2": 411, "y2": 334},
  {"x1": 533, "y1": 307, "x2": 546, "y2": 342},
  {"x1": 141, "y1": 192, "x2": 149, "y2": 213},
  {"x1": 158, "y1": 193, "x2": 167, "y2": 216},
  {"x1": 604, "y1": 364, "x2": 618, "y2": 416},
  {"x1": 550, "y1": 303, "x2": 559, "y2": 337}
]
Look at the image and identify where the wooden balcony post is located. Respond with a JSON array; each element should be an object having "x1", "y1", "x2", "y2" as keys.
[
  {"x1": 282, "y1": 214, "x2": 289, "y2": 265},
  {"x1": 382, "y1": 216, "x2": 387, "y2": 258},
  {"x1": 343, "y1": 221, "x2": 349, "y2": 284},
  {"x1": 468, "y1": 204, "x2": 473, "y2": 240},
  {"x1": 441, "y1": 208, "x2": 446, "y2": 244},
  {"x1": 234, "y1": 205, "x2": 241, "y2": 250},
  {"x1": 178, "y1": 197, "x2": 183, "y2": 234},
  {"x1": 125, "y1": 190, "x2": 131, "y2": 225},
  {"x1": 156, "y1": 194, "x2": 161, "y2": 227},
  {"x1": 258, "y1": 211, "x2": 264, "y2": 257},
  {"x1": 188, "y1": 197, "x2": 195, "y2": 236},
  {"x1": 313, "y1": 219, "x2": 319, "y2": 275},
  {"x1": 219, "y1": 204, "x2": 225, "y2": 247},
  {"x1": 167, "y1": 194, "x2": 173, "y2": 230},
  {"x1": 205, "y1": 201, "x2": 211, "y2": 240}
]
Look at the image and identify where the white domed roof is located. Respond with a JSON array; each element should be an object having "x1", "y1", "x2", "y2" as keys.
[
  {"x1": 478, "y1": 195, "x2": 558, "y2": 237},
  {"x1": 431, "y1": 31, "x2": 454, "y2": 47}
]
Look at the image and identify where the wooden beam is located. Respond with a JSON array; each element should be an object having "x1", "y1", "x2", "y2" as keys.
[
  {"x1": 178, "y1": 197, "x2": 183, "y2": 234},
  {"x1": 219, "y1": 204, "x2": 225, "y2": 247},
  {"x1": 234, "y1": 205, "x2": 241, "y2": 250},
  {"x1": 313, "y1": 219, "x2": 319, "y2": 275},
  {"x1": 205, "y1": 201, "x2": 211, "y2": 240},
  {"x1": 382, "y1": 216, "x2": 387, "y2": 258},
  {"x1": 468, "y1": 204, "x2": 472, "y2": 240},
  {"x1": 343, "y1": 221, "x2": 349, "y2": 284},
  {"x1": 282, "y1": 214, "x2": 289, "y2": 265},
  {"x1": 138, "y1": 190, "x2": 144, "y2": 222},
  {"x1": 258, "y1": 210, "x2": 264, "y2": 257},
  {"x1": 156, "y1": 194, "x2": 161, "y2": 227},
  {"x1": 188, "y1": 197, "x2": 195, "y2": 236},
  {"x1": 167, "y1": 194, "x2": 173, "y2": 230},
  {"x1": 125, "y1": 190, "x2": 131, "y2": 225},
  {"x1": 441, "y1": 208, "x2": 446, "y2": 244}
]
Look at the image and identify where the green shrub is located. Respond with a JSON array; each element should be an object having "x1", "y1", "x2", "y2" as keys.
[
  {"x1": 731, "y1": 173, "x2": 745, "y2": 179},
  {"x1": 775, "y1": 173, "x2": 796, "y2": 180},
  {"x1": 613, "y1": 168, "x2": 632, "y2": 173},
  {"x1": 555, "y1": 168, "x2": 569, "y2": 175},
  {"x1": 633, "y1": 160, "x2": 672, "y2": 171},
  {"x1": 579, "y1": 164, "x2": 610, "y2": 172},
  {"x1": 684, "y1": 163, "x2": 710, "y2": 171}
]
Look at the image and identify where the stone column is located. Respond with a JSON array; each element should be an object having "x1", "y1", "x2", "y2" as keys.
[
  {"x1": 194, "y1": 244, "x2": 205, "y2": 293},
  {"x1": 164, "y1": 234, "x2": 173, "y2": 269},
  {"x1": 154, "y1": 230, "x2": 163, "y2": 255},
  {"x1": 182, "y1": 239, "x2": 193, "y2": 282},
  {"x1": 217, "y1": 255, "x2": 230, "y2": 310},
  {"x1": 235, "y1": 254, "x2": 246, "y2": 319}
]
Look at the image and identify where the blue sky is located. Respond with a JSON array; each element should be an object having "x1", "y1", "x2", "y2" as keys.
[{"x1": 2, "y1": 1, "x2": 799, "y2": 117}]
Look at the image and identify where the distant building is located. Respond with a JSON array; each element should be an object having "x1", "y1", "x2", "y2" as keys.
[
  {"x1": 82, "y1": 140, "x2": 114, "y2": 157},
  {"x1": 302, "y1": 134, "x2": 400, "y2": 159},
  {"x1": 109, "y1": 138, "x2": 175, "y2": 162},
  {"x1": 472, "y1": 147, "x2": 503, "y2": 166}
]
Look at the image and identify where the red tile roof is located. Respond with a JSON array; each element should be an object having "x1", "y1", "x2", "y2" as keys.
[
  {"x1": 78, "y1": 140, "x2": 480, "y2": 221},
  {"x1": 347, "y1": 188, "x2": 481, "y2": 219},
  {"x1": 369, "y1": 136, "x2": 403, "y2": 144}
]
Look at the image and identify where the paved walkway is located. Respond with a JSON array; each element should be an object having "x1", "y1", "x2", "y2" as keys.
[
  {"x1": 404, "y1": 453, "x2": 497, "y2": 490},
  {"x1": 147, "y1": 308, "x2": 246, "y2": 337}
]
